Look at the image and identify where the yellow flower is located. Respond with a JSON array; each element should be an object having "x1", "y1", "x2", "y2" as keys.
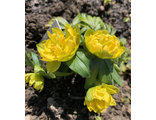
[
  {"x1": 25, "y1": 73, "x2": 44, "y2": 92},
  {"x1": 84, "y1": 83, "x2": 120, "y2": 114},
  {"x1": 37, "y1": 23, "x2": 80, "y2": 73},
  {"x1": 85, "y1": 29, "x2": 125, "y2": 59}
]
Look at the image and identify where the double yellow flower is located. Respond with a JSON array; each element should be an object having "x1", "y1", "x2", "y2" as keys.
[
  {"x1": 85, "y1": 29, "x2": 125, "y2": 59},
  {"x1": 37, "y1": 23, "x2": 80, "y2": 73},
  {"x1": 25, "y1": 73, "x2": 44, "y2": 92},
  {"x1": 84, "y1": 83, "x2": 120, "y2": 114}
]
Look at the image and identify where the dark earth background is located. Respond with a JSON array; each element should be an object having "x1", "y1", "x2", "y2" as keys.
[{"x1": 25, "y1": 0, "x2": 131, "y2": 120}]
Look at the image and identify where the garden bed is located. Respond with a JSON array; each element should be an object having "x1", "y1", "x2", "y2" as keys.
[{"x1": 25, "y1": 0, "x2": 131, "y2": 120}]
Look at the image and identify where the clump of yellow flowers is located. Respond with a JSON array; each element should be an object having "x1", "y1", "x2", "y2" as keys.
[{"x1": 25, "y1": 14, "x2": 128, "y2": 117}]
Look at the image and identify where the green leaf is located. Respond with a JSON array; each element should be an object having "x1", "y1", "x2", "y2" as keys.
[
  {"x1": 59, "y1": 24, "x2": 65, "y2": 29},
  {"x1": 53, "y1": 71, "x2": 73, "y2": 76},
  {"x1": 100, "y1": 20, "x2": 106, "y2": 30},
  {"x1": 27, "y1": 52, "x2": 31, "y2": 58},
  {"x1": 110, "y1": 29, "x2": 116, "y2": 35},
  {"x1": 123, "y1": 17, "x2": 130, "y2": 23},
  {"x1": 105, "y1": 60, "x2": 123, "y2": 86},
  {"x1": 84, "y1": 59, "x2": 99, "y2": 89},
  {"x1": 80, "y1": 27, "x2": 88, "y2": 34},
  {"x1": 25, "y1": 51, "x2": 34, "y2": 68},
  {"x1": 30, "y1": 52, "x2": 42, "y2": 67},
  {"x1": 95, "y1": 24, "x2": 101, "y2": 31},
  {"x1": 95, "y1": 116, "x2": 101, "y2": 120},
  {"x1": 66, "y1": 51, "x2": 90, "y2": 78},
  {"x1": 45, "y1": 73, "x2": 56, "y2": 79},
  {"x1": 120, "y1": 62, "x2": 126, "y2": 72},
  {"x1": 34, "y1": 65, "x2": 56, "y2": 79},
  {"x1": 78, "y1": 13, "x2": 93, "y2": 29},
  {"x1": 118, "y1": 37, "x2": 127, "y2": 45},
  {"x1": 113, "y1": 63, "x2": 121, "y2": 73},
  {"x1": 100, "y1": 60, "x2": 112, "y2": 85},
  {"x1": 94, "y1": 17, "x2": 101, "y2": 26},
  {"x1": 76, "y1": 51, "x2": 90, "y2": 70},
  {"x1": 72, "y1": 15, "x2": 81, "y2": 26},
  {"x1": 106, "y1": 23, "x2": 111, "y2": 33},
  {"x1": 34, "y1": 65, "x2": 45, "y2": 73},
  {"x1": 57, "y1": 17, "x2": 69, "y2": 25},
  {"x1": 80, "y1": 13, "x2": 87, "y2": 19}
]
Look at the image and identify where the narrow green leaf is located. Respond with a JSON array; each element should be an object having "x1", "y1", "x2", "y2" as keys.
[
  {"x1": 53, "y1": 71, "x2": 73, "y2": 76},
  {"x1": 25, "y1": 51, "x2": 34, "y2": 68},
  {"x1": 105, "y1": 60, "x2": 123, "y2": 86},
  {"x1": 87, "y1": 15, "x2": 94, "y2": 26},
  {"x1": 100, "y1": 20, "x2": 106, "y2": 30},
  {"x1": 123, "y1": 17, "x2": 130, "y2": 23},
  {"x1": 110, "y1": 29, "x2": 116, "y2": 35},
  {"x1": 80, "y1": 13, "x2": 87, "y2": 19},
  {"x1": 46, "y1": 73, "x2": 56, "y2": 79},
  {"x1": 59, "y1": 24, "x2": 65, "y2": 29},
  {"x1": 30, "y1": 52, "x2": 42, "y2": 67},
  {"x1": 80, "y1": 27, "x2": 88, "y2": 34},
  {"x1": 72, "y1": 15, "x2": 81, "y2": 26},
  {"x1": 113, "y1": 63, "x2": 121, "y2": 73},
  {"x1": 106, "y1": 23, "x2": 111, "y2": 33},
  {"x1": 78, "y1": 13, "x2": 93, "y2": 29},
  {"x1": 57, "y1": 17, "x2": 69, "y2": 25},
  {"x1": 95, "y1": 24, "x2": 101, "y2": 31}
]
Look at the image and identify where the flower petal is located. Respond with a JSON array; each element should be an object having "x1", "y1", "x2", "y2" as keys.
[
  {"x1": 112, "y1": 47, "x2": 125, "y2": 58},
  {"x1": 110, "y1": 96, "x2": 116, "y2": 106},
  {"x1": 52, "y1": 28, "x2": 64, "y2": 38},
  {"x1": 104, "y1": 84, "x2": 120, "y2": 94},
  {"x1": 25, "y1": 73, "x2": 34, "y2": 83}
]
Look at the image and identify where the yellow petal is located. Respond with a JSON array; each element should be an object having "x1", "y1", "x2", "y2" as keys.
[
  {"x1": 112, "y1": 47, "x2": 125, "y2": 58},
  {"x1": 67, "y1": 39, "x2": 75, "y2": 53},
  {"x1": 43, "y1": 44, "x2": 51, "y2": 53},
  {"x1": 85, "y1": 29, "x2": 95, "y2": 43},
  {"x1": 104, "y1": 84, "x2": 120, "y2": 94},
  {"x1": 36, "y1": 40, "x2": 46, "y2": 52},
  {"x1": 65, "y1": 23, "x2": 73, "y2": 38},
  {"x1": 54, "y1": 44, "x2": 63, "y2": 56},
  {"x1": 45, "y1": 39, "x2": 52, "y2": 48},
  {"x1": 25, "y1": 73, "x2": 34, "y2": 83},
  {"x1": 40, "y1": 51, "x2": 55, "y2": 61},
  {"x1": 110, "y1": 96, "x2": 116, "y2": 106},
  {"x1": 46, "y1": 61, "x2": 61, "y2": 73},
  {"x1": 99, "y1": 49, "x2": 111, "y2": 59},
  {"x1": 29, "y1": 75, "x2": 36, "y2": 86},
  {"x1": 52, "y1": 28, "x2": 64, "y2": 38},
  {"x1": 102, "y1": 30, "x2": 109, "y2": 35}
]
